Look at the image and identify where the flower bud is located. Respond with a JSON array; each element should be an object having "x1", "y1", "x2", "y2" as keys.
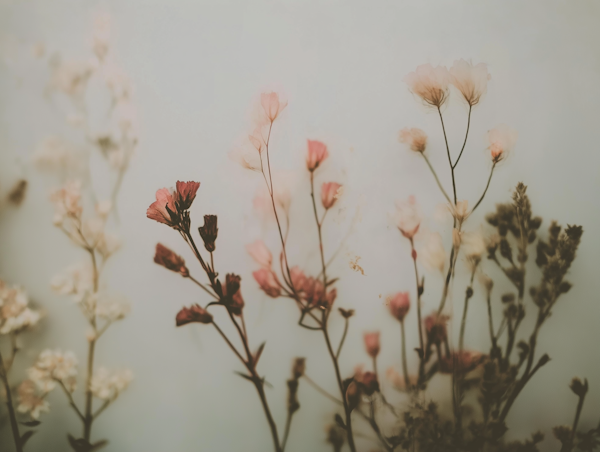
[
  {"x1": 175, "y1": 304, "x2": 213, "y2": 326},
  {"x1": 154, "y1": 243, "x2": 189, "y2": 277},
  {"x1": 363, "y1": 332, "x2": 380, "y2": 358},
  {"x1": 345, "y1": 381, "x2": 360, "y2": 412},
  {"x1": 198, "y1": 215, "x2": 218, "y2": 252},
  {"x1": 387, "y1": 292, "x2": 410, "y2": 322}
]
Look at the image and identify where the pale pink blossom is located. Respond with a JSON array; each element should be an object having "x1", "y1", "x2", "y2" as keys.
[
  {"x1": 386, "y1": 367, "x2": 417, "y2": 392},
  {"x1": 261, "y1": 92, "x2": 287, "y2": 123},
  {"x1": 363, "y1": 331, "x2": 381, "y2": 358},
  {"x1": 17, "y1": 380, "x2": 49, "y2": 420},
  {"x1": 306, "y1": 140, "x2": 329, "y2": 172},
  {"x1": 404, "y1": 64, "x2": 451, "y2": 108},
  {"x1": 321, "y1": 182, "x2": 343, "y2": 210},
  {"x1": 252, "y1": 175, "x2": 293, "y2": 221},
  {"x1": 303, "y1": 277, "x2": 325, "y2": 306},
  {"x1": 146, "y1": 187, "x2": 177, "y2": 226},
  {"x1": 419, "y1": 232, "x2": 446, "y2": 274},
  {"x1": 393, "y1": 196, "x2": 421, "y2": 239},
  {"x1": 253, "y1": 269, "x2": 281, "y2": 298},
  {"x1": 487, "y1": 124, "x2": 518, "y2": 163},
  {"x1": 50, "y1": 180, "x2": 83, "y2": 224},
  {"x1": 398, "y1": 128, "x2": 428, "y2": 153},
  {"x1": 387, "y1": 292, "x2": 410, "y2": 322},
  {"x1": 449, "y1": 59, "x2": 491, "y2": 106},
  {"x1": 290, "y1": 267, "x2": 307, "y2": 292},
  {"x1": 246, "y1": 240, "x2": 273, "y2": 268}
]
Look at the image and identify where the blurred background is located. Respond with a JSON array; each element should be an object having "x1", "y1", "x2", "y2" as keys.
[{"x1": 1, "y1": 0, "x2": 599, "y2": 451}]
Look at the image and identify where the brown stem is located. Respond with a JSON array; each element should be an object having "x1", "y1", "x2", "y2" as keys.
[
  {"x1": 400, "y1": 320, "x2": 410, "y2": 389},
  {"x1": 409, "y1": 239, "x2": 425, "y2": 383},
  {"x1": 421, "y1": 153, "x2": 452, "y2": 204},
  {"x1": 0, "y1": 349, "x2": 23, "y2": 452},
  {"x1": 336, "y1": 318, "x2": 349, "y2": 360},
  {"x1": 459, "y1": 270, "x2": 476, "y2": 352},
  {"x1": 302, "y1": 375, "x2": 343, "y2": 405},
  {"x1": 437, "y1": 107, "x2": 457, "y2": 204},
  {"x1": 452, "y1": 105, "x2": 472, "y2": 169},
  {"x1": 310, "y1": 172, "x2": 328, "y2": 287},
  {"x1": 471, "y1": 163, "x2": 496, "y2": 214}
]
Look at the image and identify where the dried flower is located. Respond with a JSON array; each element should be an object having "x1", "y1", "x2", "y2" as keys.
[
  {"x1": 339, "y1": 308, "x2": 355, "y2": 318},
  {"x1": 449, "y1": 59, "x2": 491, "y2": 106},
  {"x1": 261, "y1": 92, "x2": 287, "y2": 123},
  {"x1": 95, "y1": 295, "x2": 130, "y2": 322},
  {"x1": 487, "y1": 124, "x2": 518, "y2": 163},
  {"x1": 303, "y1": 277, "x2": 325, "y2": 306},
  {"x1": 345, "y1": 380, "x2": 361, "y2": 411},
  {"x1": 404, "y1": 64, "x2": 451, "y2": 108},
  {"x1": 146, "y1": 187, "x2": 179, "y2": 228},
  {"x1": 247, "y1": 240, "x2": 273, "y2": 268},
  {"x1": 356, "y1": 371, "x2": 379, "y2": 396},
  {"x1": 17, "y1": 380, "x2": 49, "y2": 420},
  {"x1": 253, "y1": 269, "x2": 281, "y2": 298},
  {"x1": 449, "y1": 200, "x2": 470, "y2": 224},
  {"x1": 306, "y1": 140, "x2": 329, "y2": 172},
  {"x1": 321, "y1": 182, "x2": 343, "y2": 210},
  {"x1": 290, "y1": 267, "x2": 307, "y2": 292},
  {"x1": 0, "y1": 281, "x2": 41, "y2": 334},
  {"x1": 198, "y1": 215, "x2": 218, "y2": 252},
  {"x1": 90, "y1": 368, "x2": 133, "y2": 400},
  {"x1": 51, "y1": 262, "x2": 94, "y2": 303},
  {"x1": 394, "y1": 196, "x2": 421, "y2": 239},
  {"x1": 28, "y1": 349, "x2": 78, "y2": 393},
  {"x1": 399, "y1": 128, "x2": 428, "y2": 153},
  {"x1": 461, "y1": 230, "x2": 487, "y2": 269},
  {"x1": 50, "y1": 180, "x2": 83, "y2": 225},
  {"x1": 154, "y1": 243, "x2": 189, "y2": 277},
  {"x1": 175, "y1": 305, "x2": 213, "y2": 326},
  {"x1": 292, "y1": 358, "x2": 306, "y2": 379},
  {"x1": 424, "y1": 312, "x2": 449, "y2": 345},
  {"x1": 387, "y1": 292, "x2": 410, "y2": 322},
  {"x1": 439, "y1": 351, "x2": 485, "y2": 374},
  {"x1": 386, "y1": 367, "x2": 417, "y2": 392},
  {"x1": 363, "y1": 331, "x2": 381, "y2": 358},
  {"x1": 174, "y1": 181, "x2": 200, "y2": 211}
]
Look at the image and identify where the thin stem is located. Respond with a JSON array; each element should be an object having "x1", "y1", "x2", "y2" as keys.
[
  {"x1": 302, "y1": 375, "x2": 343, "y2": 405},
  {"x1": 486, "y1": 292, "x2": 498, "y2": 352},
  {"x1": 281, "y1": 410, "x2": 294, "y2": 452},
  {"x1": 0, "y1": 349, "x2": 22, "y2": 452},
  {"x1": 452, "y1": 105, "x2": 472, "y2": 169},
  {"x1": 400, "y1": 320, "x2": 410, "y2": 389},
  {"x1": 437, "y1": 107, "x2": 457, "y2": 204},
  {"x1": 471, "y1": 163, "x2": 496, "y2": 213},
  {"x1": 211, "y1": 321, "x2": 246, "y2": 363},
  {"x1": 409, "y1": 239, "x2": 425, "y2": 382},
  {"x1": 571, "y1": 389, "x2": 587, "y2": 447},
  {"x1": 83, "y1": 248, "x2": 99, "y2": 442},
  {"x1": 421, "y1": 153, "x2": 452, "y2": 204},
  {"x1": 310, "y1": 172, "x2": 328, "y2": 287},
  {"x1": 459, "y1": 270, "x2": 476, "y2": 352},
  {"x1": 57, "y1": 379, "x2": 85, "y2": 422},
  {"x1": 336, "y1": 318, "x2": 349, "y2": 360}
]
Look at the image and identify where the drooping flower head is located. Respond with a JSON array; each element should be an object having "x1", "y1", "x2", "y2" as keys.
[
  {"x1": 261, "y1": 92, "x2": 287, "y2": 123},
  {"x1": 404, "y1": 64, "x2": 451, "y2": 108},
  {"x1": 321, "y1": 182, "x2": 343, "y2": 210},
  {"x1": 253, "y1": 269, "x2": 281, "y2": 298},
  {"x1": 487, "y1": 124, "x2": 518, "y2": 163},
  {"x1": 153, "y1": 243, "x2": 189, "y2": 277},
  {"x1": 449, "y1": 59, "x2": 491, "y2": 106},
  {"x1": 387, "y1": 292, "x2": 411, "y2": 322},
  {"x1": 394, "y1": 196, "x2": 421, "y2": 239},
  {"x1": 399, "y1": 128, "x2": 428, "y2": 153},
  {"x1": 306, "y1": 140, "x2": 329, "y2": 172},
  {"x1": 363, "y1": 331, "x2": 381, "y2": 358},
  {"x1": 175, "y1": 304, "x2": 213, "y2": 326}
]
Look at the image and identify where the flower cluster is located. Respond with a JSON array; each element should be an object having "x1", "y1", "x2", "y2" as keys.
[{"x1": 0, "y1": 280, "x2": 41, "y2": 335}]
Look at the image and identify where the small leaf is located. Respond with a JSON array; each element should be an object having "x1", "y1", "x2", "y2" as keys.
[
  {"x1": 67, "y1": 434, "x2": 94, "y2": 452},
  {"x1": 20, "y1": 430, "x2": 36, "y2": 447},
  {"x1": 254, "y1": 342, "x2": 266, "y2": 365},
  {"x1": 234, "y1": 371, "x2": 254, "y2": 383},
  {"x1": 90, "y1": 440, "x2": 109, "y2": 451},
  {"x1": 334, "y1": 413, "x2": 346, "y2": 430},
  {"x1": 325, "y1": 278, "x2": 339, "y2": 287},
  {"x1": 21, "y1": 420, "x2": 41, "y2": 427}
]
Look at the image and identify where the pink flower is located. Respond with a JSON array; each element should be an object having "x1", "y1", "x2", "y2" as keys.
[
  {"x1": 487, "y1": 124, "x2": 518, "y2": 163},
  {"x1": 404, "y1": 64, "x2": 451, "y2": 108},
  {"x1": 363, "y1": 331, "x2": 380, "y2": 358},
  {"x1": 449, "y1": 59, "x2": 491, "y2": 106},
  {"x1": 153, "y1": 243, "x2": 189, "y2": 276},
  {"x1": 321, "y1": 182, "x2": 342, "y2": 210},
  {"x1": 290, "y1": 267, "x2": 307, "y2": 293},
  {"x1": 387, "y1": 292, "x2": 410, "y2": 322},
  {"x1": 424, "y1": 312, "x2": 449, "y2": 344},
  {"x1": 394, "y1": 196, "x2": 421, "y2": 239},
  {"x1": 303, "y1": 277, "x2": 325, "y2": 306},
  {"x1": 306, "y1": 140, "x2": 329, "y2": 172},
  {"x1": 246, "y1": 240, "x2": 273, "y2": 268},
  {"x1": 439, "y1": 351, "x2": 485, "y2": 374},
  {"x1": 261, "y1": 92, "x2": 287, "y2": 123},
  {"x1": 147, "y1": 188, "x2": 178, "y2": 227},
  {"x1": 399, "y1": 128, "x2": 428, "y2": 153},
  {"x1": 253, "y1": 268, "x2": 281, "y2": 298},
  {"x1": 174, "y1": 181, "x2": 200, "y2": 211},
  {"x1": 176, "y1": 304, "x2": 213, "y2": 326}
]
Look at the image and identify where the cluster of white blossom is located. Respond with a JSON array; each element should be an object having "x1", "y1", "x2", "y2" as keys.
[
  {"x1": 90, "y1": 367, "x2": 133, "y2": 401},
  {"x1": 0, "y1": 280, "x2": 41, "y2": 335}
]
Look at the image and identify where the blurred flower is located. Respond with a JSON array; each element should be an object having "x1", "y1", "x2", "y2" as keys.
[
  {"x1": 404, "y1": 64, "x2": 450, "y2": 108},
  {"x1": 17, "y1": 380, "x2": 49, "y2": 420},
  {"x1": 356, "y1": 370, "x2": 379, "y2": 396},
  {"x1": 321, "y1": 182, "x2": 343, "y2": 210},
  {"x1": 386, "y1": 367, "x2": 417, "y2": 392},
  {"x1": 424, "y1": 312, "x2": 449, "y2": 345},
  {"x1": 154, "y1": 243, "x2": 189, "y2": 276},
  {"x1": 461, "y1": 230, "x2": 486, "y2": 269},
  {"x1": 439, "y1": 351, "x2": 485, "y2": 374},
  {"x1": 32, "y1": 136, "x2": 80, "y2": 173},
  {"x1": 394, "y1": 196, "x2": 421, "y2": 239},
  {"x1": 419, "y1": 232, "x2": 447, "y2": 273},
  {"x1": 253, "y1": 269, "x2": 281, "y2": 298},
  {"x1": 0, "y1": 280, "x2": 41, "y2": 335},
  {"x1": 90, "y1": 368, "x2": 133, "y2": 400},
  {"x1": 487, "y1": 124, "x2": 518, "y2": 163},
  {"x1": 246, "y1": 240, "x2": 273, "y2": 268},
  {"x1": 28, "y1": 350, "x2": 78, "y2": 393},
  {"x1": 345, "y1": 380, "x2": 361, "y2": 411},
  {"x1": 449, "y1": 59, "x2": 491, "y2": 106},
  {"x1": 92, "y1": 11, "x2": 112, "y2": 61},
  {"x1": 306, "y1": 140, "x2": 329, "y2": 172},
  {"x1": 176, "y1": 305, "x2": 213, "y2": 326},
  {"x1": 363, "y1": 331, "x2": 381, "y2": 358},
  {"x1": 49, "y1": 58, "x2": 93, "y2": 99},
  {"x1": 50, "y1": 180, "x2": 83, "y2": 225},
  {"x1": 290, "y1": 267, "x2": 307, "y2": 293},
  {"x1": 51, "y1": 262, "x2": 94, "y2": 303},
  {"x1": 387, "y1": 292, "x2": 410, "y2": 322},
  {"x1": 261, "y1": 92, "x2": 287, "y2": 123},
  {"x1": 399, "y1": 128, "x2": 428, "y2": 153},
  {"x1": 449, "y1": 200, "x2": 470, "y2": 224},
  {"x1": 95, "y1": 295, "x2": 130, "y2": 322},
  {"x1": 303, "y1": 277, "x2": 325, "y2": 306}
]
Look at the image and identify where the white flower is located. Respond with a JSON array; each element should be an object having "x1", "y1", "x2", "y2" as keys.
[
  {"x1": 448, "y1": 200, "x2": 470, "y2": 224},
  {"x1": 449, "y1": 59, "x2": 491, "y2": 106},
  {"x1": 0, "y1": 281, "x2": 41, "y2": 334},
  {"x1": 90, "y1": 368, "x2": 133, "y2": 400},
  {"x1": 393, "y1": 196, "x2": 421, "y2": 239},
  {"x1": 461, "y1": 230, "x2": 487, "y2": 270},
  {"x1": 50, "y1": 58, "x2": 93, "y2": 98},
  {"x1": 51, "y1": 262, "x2": 94, "y2": 303},
  {"x1": 487, "y1": 124, "x2": 518, "y2": 163},
  {"x1": 96, "y1": 231, "x2": 121, "y2": 258},
  {"x1": 17, "y1": 380, "x2": 50, "y2": 420},
  {"x1": 419, "y1": 232, "x2": 447, "y2": 274},
  {"x1": 404, "y1": 64, "x2": 451, "y2": 108},
  {"x1": 50, "y1": 180, "x2": 83, "y2": 225},
  {"x1": 95, "y1": 295, "x2": 130, "y2": 322},
  {"x1": 398, "y1": 128, "x2": 427, "y2": 153},
  {"x1": 28, "y1": 350, "x2": 78, "y2": 393}
]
